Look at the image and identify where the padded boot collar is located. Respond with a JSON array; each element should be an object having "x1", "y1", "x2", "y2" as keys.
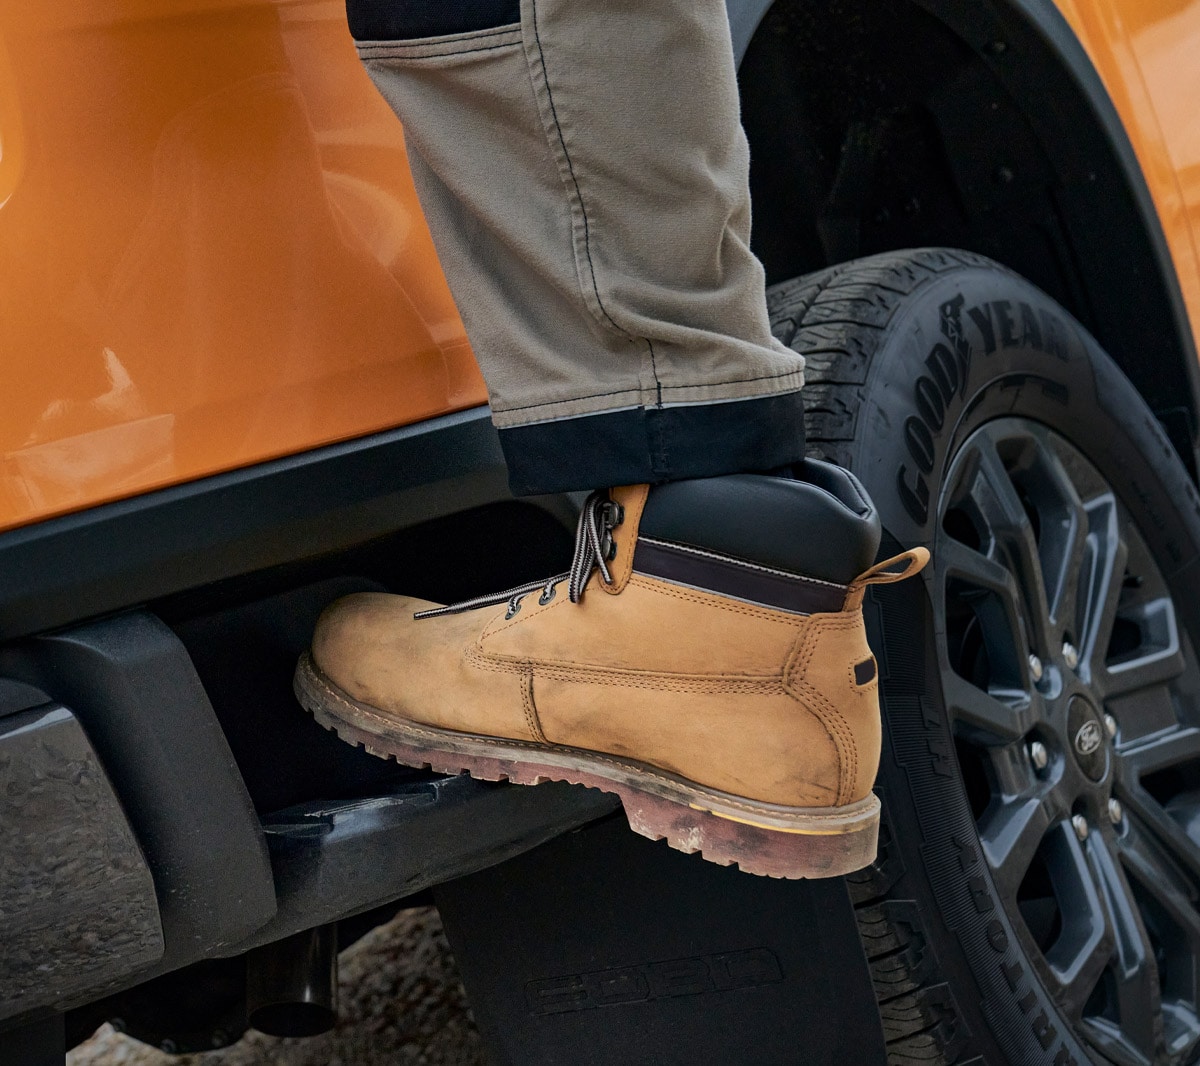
[{"x1": 639, "y1": 462, "x2": 882, "y2": 585}]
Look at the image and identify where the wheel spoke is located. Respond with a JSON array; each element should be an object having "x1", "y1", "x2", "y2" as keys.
[
  {"x1": 1119, "y1": 725, "x2": 1200, "y2": 781},
  {"x1": 1078, "y1": 1019, "x2": 1155, "y2": 1066},
  {"x1": 939, "y1": 538, "x2": 1035, "y2": 699},
  {"x1": 1073, "y1": 493, "x2": 1126, "y2": 687},
  {"x1": 1013, "y1": 433, "x2": 1093, "y2": 635},
  {"x1": 1119, "y1": 825, "x2": 1200, "y2": 1023},
  {"x1": 943, "y1": 672, "x2": 1037, "y2": 745},
  {"x1": 1097, "y1": 596, "x2": 1185, "y2": 701},
  {"x1": 938, "y1": 536, "x2": 1022, "y2": 597},
  {"x1": 1085, "y1": 834, "x2": 1162, "y2": 1057},
  {"x1": 978, "y1": 794, "x2": 1060, "y2": 899},
  {"x1": 959, "y1": 435, "x2": 1054, "y2": 651},
  {"x1": 1108, "y1": 684, "x2": 1186, "y2": 746},
  {"x1": 1116, "y1": 732, "x2": 1200, "y2": 887},
  {"x1": 1035, "y1": 823, "x2": 1111, "y2": 1019}
]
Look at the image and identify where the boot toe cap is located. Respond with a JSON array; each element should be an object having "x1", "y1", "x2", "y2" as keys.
[{"x1": 310, "y1": 592, "x2": 440, "y2": 707}]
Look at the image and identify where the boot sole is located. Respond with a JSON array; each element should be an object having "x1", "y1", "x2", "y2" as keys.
[{"x1": 294, "y1": 653, "x2": 879, "y2": 879}]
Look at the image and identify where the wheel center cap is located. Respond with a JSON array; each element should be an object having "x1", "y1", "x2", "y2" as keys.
[{"x1": 1067, "y1": 695, "x2": 1108, "y2": 782}]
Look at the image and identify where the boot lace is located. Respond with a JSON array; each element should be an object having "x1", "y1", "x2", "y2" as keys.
[{"x1": 414, "y1": 492, "x2": 624, "y2": 621}]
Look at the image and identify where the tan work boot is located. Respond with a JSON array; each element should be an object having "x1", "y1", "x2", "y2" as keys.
[{"x1": 295, "y1": 462, "x2": 927, "y2": 878}]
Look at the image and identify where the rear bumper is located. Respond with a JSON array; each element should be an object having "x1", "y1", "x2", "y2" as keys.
[{"x1": 0, "y1": 686, "x2": 163, "y2": 1022}]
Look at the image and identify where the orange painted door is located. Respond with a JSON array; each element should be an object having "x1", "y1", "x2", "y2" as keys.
[{"x1": 0, "y1": 1, "x2": 486, "y2": 533}]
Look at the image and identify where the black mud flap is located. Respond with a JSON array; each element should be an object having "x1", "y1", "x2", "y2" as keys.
[{"x1": 436, "y1": 813, "x2": 886, "y2": 1066}]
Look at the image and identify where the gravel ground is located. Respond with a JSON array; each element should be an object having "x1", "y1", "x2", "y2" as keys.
[{"x1": 68, "y1": 908, "x2": 488, "y2": 1066}]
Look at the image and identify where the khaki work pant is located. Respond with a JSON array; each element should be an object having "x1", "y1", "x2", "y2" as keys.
[{"x1": 353, "y1": 0, "x2": 807, "y2": 494}]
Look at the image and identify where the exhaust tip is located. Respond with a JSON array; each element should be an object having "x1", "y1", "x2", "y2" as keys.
[
  {"x1": 248, "y1": 1001, "x2": 337, "y2": 1039},
  {"x1": 246, "y1": 925, "x2": 338, "y2": 1038}
]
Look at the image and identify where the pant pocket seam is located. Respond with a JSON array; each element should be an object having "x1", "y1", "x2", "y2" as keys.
[{"x1": 357, "y1": 24, "x2": 521, "y2": 60}]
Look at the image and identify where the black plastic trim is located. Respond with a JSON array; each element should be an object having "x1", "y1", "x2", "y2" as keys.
[
  {"x1": 0, "y1": 614, "x2": 276, "y2": 984},
  {"x1": 0, "y1": 694, "x2": 163, "y2": 1025},
  {"x1": 0, "y1": 408, "x2": 508, "y2": 642},
  {"x1": 738, "y1": 0, "x2": 1200, "y2": 470},
  {"x1": 916, "y1": 0, "x2": 1200, "y2": 456},
  {"x1": 241, "y1": 777, "x2": 618, "y2": 952}
]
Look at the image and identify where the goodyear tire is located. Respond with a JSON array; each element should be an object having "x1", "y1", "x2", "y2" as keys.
[{"x1": 769, "y1": 249, "x2": 1200, "y2": 1065}]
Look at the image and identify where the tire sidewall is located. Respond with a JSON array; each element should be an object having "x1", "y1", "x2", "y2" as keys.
[{"x1": 843, "y1": 261, "x2": 1200, "y2": 1065}]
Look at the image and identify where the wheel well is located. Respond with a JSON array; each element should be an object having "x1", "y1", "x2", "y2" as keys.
[{"x1": 738, "y1": 0, "x2": 1200, "y2": 477}]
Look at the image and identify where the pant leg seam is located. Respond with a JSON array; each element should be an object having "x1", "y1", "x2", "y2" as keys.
[
  {"x1": 526, "y1": 0, "x2": 661, "y2": 398},
  {"x1": 495, "y1": 366, "x2": 804, "y2": 415}
]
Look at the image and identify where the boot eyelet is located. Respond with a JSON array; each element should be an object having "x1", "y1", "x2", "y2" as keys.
[
  {"x1": 539, "y1": 587, "x2": 556, "y2": 606},
  {"x1": 504, "y1": 601, "x2": 521, "y2": 619}
]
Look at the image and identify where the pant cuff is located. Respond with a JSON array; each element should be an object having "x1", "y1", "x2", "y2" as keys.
[{"x1": 498, "y1": 392, "x2": 807, "y2": 495}]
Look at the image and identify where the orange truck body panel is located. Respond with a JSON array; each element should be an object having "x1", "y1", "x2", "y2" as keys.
[
  {"x1": 1055, "y1": 0, "x2": 1200, "y2": 358},
  {"x1": 0, "y1": 1, "x2": 486, "y2": 533},
  {"x1": 0, "y1": 0, "x2": 1198, "y2": 533}
]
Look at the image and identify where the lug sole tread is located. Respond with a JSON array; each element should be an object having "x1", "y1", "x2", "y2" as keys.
[{"x1": 294, "y1": 654, "x2": 878, "y2": 880}]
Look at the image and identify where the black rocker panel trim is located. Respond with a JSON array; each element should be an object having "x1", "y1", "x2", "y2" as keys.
[
  {"x1": 498, "y1": 391, "x2": 807, "y2": 497},
  {"x1": 346, "y1": 0, "x2": 520, "y2": 41},
  {"x1": 634, "y1": 537, "x2": 848, "y2": 615},
  {"x1": 0, "y1": 408, "x2": 509, "y2": 642}
]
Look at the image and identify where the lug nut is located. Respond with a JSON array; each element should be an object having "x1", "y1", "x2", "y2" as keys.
[
  {"x1": 1028, "y1": 653, "x2": 1044, "y2": 683},
  {"x1": 1063, "y1": 641, "x2": 1079, "y2": 670},
  {"x1": 1029, "y1": 741, "x2": 1049, "y2": 772},
  {"x1": 1108, "y1": 798, "x2": 1123, "y2": 825},
  {"x1": 1104, "y1": 714, "x2": 1117, "y2": 738},
  {"x1": 1072, "y1": 814, "x2": 1089, "y2": 842}
]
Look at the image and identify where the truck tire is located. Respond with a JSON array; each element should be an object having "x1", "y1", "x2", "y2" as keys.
[{"x1": 769, "y1": 248, "x2": 1200, "y2": 1066}]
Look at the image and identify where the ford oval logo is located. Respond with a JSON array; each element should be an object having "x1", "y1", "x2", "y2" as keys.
[{"x1": 1075, "y1": 720, "x2": 1103, "y2": 756}]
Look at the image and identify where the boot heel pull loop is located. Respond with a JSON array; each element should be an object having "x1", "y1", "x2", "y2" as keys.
[{"x1": 852, "y1": 547, "x2": 930, "y2": 587}]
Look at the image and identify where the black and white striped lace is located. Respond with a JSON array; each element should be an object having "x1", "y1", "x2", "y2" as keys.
[{"x1": 414, "y1": 492, "x2": 625, "y2": 621}]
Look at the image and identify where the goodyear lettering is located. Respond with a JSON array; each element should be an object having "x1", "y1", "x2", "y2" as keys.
[
  {"x1": 950, "y1": 835, "x2": 977, "y2": 871},
  {"x1": 1001, "y1": 958, "x2": 1024, "y2": 992},
  {"x1": 968, "y1": 875, "x2": 994, "y2": 914},
  {"x1": 920, "y1": 697, "x2": 957, "y2": 777},
  {"x1": 928, "y1": 735, "x2": 955, "y2": 777},
  {"x1": 968, "y1": 304, "x2": 996, "y2": 354},
  {"x1": 1032, "y1": 1011, "x2": 1058, "y2": 1051},
  {"x1": 905, "y1": 417, "x2": 936, "y2": 473},
  {"x1": 985, "y1": 919, "x2": 1009, "y2": 953},
  {"x1": 958, "y1": 801, "x2": 1080, "y2": 1063},
  {"x1": 896, "y1": 295, "x2": 1073, "y2": 523}
]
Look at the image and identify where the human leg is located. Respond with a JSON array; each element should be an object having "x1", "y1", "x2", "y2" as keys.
[
  {"x1": 298, "y1": 0, "x2": 928, "y2": 877},
  {"x1": 349, "y1": 0, "x2": 806, "y2": 494}
]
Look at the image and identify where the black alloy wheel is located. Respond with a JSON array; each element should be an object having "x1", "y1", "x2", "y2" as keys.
[
  {"x1": 769, "y1": 248, "x2": 1200, "y2": 1066},
  {"x1": 941, "y1": 418, "x2": 1200, "y2": 1065}
]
